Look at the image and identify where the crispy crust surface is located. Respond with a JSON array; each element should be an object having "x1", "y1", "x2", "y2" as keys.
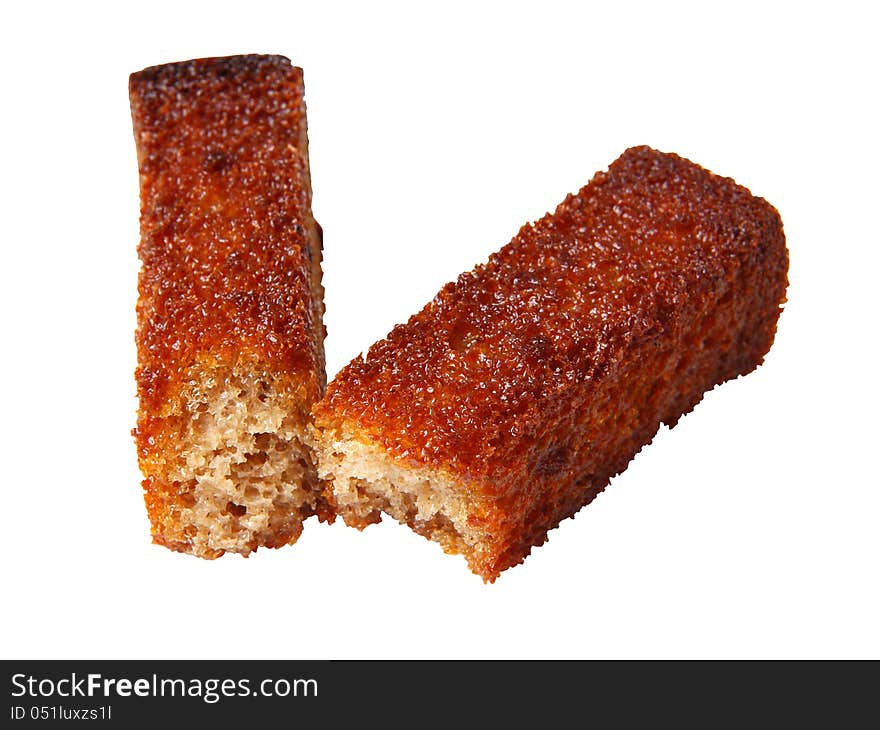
[
  {"x1": 314, "y1": 146, "x2": 788, "y2": 580},
  {"x1": 131, "y1": 55, "x2": 329, "y2": 555},
  {"x1": 131, "y1": 55, "x2": 325, "y2": 411}
]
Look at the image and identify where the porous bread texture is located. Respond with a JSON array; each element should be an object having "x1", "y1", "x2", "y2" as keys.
[
  {"x1": 317, "y1": 426, "x2": 492, "y2": 570},
  {"x1": 147, "y1": 360, "x2": 321, "y2": 558}
]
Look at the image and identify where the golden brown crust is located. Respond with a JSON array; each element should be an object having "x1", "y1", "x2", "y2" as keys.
[
  {"x1": 315, "y1": 146, "x2": 788, "y2": 580},
  {"x1": 131, "y1": 55, "x2": 329, "y2": 555},
  {"x1": 131, "y1": 55, "x2": 325, "y2": 413}
]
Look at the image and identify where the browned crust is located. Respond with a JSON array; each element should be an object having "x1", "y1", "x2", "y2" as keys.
[
  {"x1": 315, "y1": 146, "x2": 788, "y2": 580},
  {"x1": 130, "y1": 55, "x2": 329, "y2": 554}
]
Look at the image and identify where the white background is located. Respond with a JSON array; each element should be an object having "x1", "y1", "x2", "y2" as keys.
[{"x1": 1, "y1": 1, "x2": 877, "y2": 659}]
